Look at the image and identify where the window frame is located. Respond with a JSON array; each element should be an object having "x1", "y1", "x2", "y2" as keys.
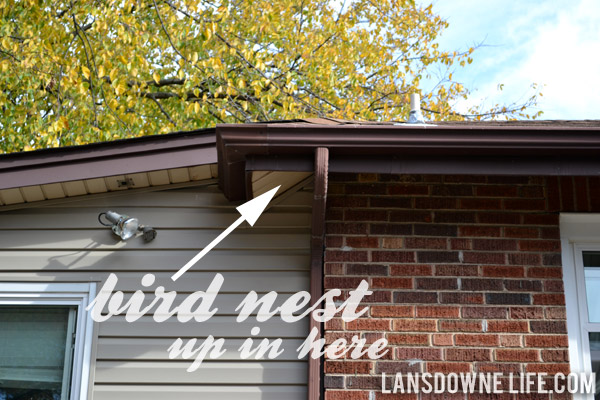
[
  {"x1": 0, "y1": 282, "x2": 96, "y2": 400},
  {"x1": 561, "y1": 213, "x2": 600, "y2": 400}
]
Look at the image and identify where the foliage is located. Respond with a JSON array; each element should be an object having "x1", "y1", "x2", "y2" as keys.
[{"x1": 0, "y1": 0, "x2": 540, "y2": 153}]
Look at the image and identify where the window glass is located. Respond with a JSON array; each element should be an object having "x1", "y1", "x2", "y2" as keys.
[
  {"x1": 0, "y1": 306, "x2": 75, "y2": 400},
  {"x1": 588, "y1": 333, "x2": 600, "y2": 399},
  {"x1": 584, "y1": 252, "x2": 600, "y2": 323}
]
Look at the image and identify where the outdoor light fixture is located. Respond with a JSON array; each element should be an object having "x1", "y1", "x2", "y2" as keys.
[{"x1": 98, "y1": 211, "x2": 157, "y2": 242}]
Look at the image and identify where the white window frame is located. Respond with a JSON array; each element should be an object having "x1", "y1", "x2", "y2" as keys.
[
  {"x1": 0, "y1": 282, "x2": 96, "y2": 400},
  {"x1": 561, "y1": 213, "x2": 600, "y2": 400}
]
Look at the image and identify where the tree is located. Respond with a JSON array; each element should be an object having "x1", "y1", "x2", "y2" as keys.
[{"x1": 0, "y1": 0, "x2": 540, "y2": 153}]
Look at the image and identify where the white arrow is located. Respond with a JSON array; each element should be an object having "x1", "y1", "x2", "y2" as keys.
[{"x1": 171, "y1": 185, "x2": 281, "y2": 281}]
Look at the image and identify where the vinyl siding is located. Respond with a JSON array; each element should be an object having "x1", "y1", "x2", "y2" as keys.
[{"x1": 0, "y1": 183, "x2": 312, "y2": 400}]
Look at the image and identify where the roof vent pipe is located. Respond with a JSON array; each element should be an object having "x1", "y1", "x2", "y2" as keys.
[{"x1": 408, "y1": 93, "x2": 426, "y2": 124}]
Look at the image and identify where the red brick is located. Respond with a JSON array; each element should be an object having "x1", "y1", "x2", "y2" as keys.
[
  {"x1": 325, "y1": 318, "x2": 343, "y2": 330},
  {"x1": 432, "y1": 333, "x2": 453, "y2": 346},
  {"x1": 440, "y1": 320, "x2": 482, "y2": 332},
  {"x1": 503, "y1": 198, "x2": 546, "y2": 211},
  {"x1": 473, "y1": 239, "x2": 517, "y2": 251},
  {"x1": 446, "y1": 348, "x2": 491, "y2": 361},
  {"x1": 590, "y1": 176, "x2": 600, "y2": 210},
  {"x1": 392, "y1": 319, "x2": 437, "y2": 332},
  {"x1": 426, "y1": 362, "x2": 471, "y2": 374},
  {"x1": 460, "y1": 226, "x2": 502, "y2": 237},
  {"x1": 325, "y1": 390, "x2": 370, "y2": 400},
  {"x1": 488, "y1": 176, "x2": 530, "y2": 184},
  {"x1": 518, "y1": 240, "x2": 561, "y2": 252},
  {"x1": 387, "y1": 333, "x2": 429, "y2": 345},
  {"x1": 496, "y1": 349, "x2": 539, "y2": 362},
  {"x1": 527, "y1": 267, "x2": 562, "y2": 278},
  {"x1": 326, "y1": 236, "x2": 344, "y2": 248},
  {"x1": 325, "y1": 277, "x2": 365, "y2": 289},
  {"x1": 369, "y1": 197, "x2": 412, "y2": 208},
  {"x1": 533, "y1": 293, "x2": 565, "y2": 305},
  {"x1": 346, "y1": 237, "x2": 379, "y2": 248},
  {"x1": 431, "y1": 184, "x2": 473, "y2": 196},
  {"x1": 508, "y1": 253, "x2": 542, "y2": 266},
  {"x1": 416, "y1": 306, "x2": 459, "y2": 318},
  {"x1": 388, "y1": 184, "x2": 429, "y2": 195},
  {"x1": 416, "y1": 278, "x2": 457, "y2": 290},
  {"x1": 486, "y1": 293, "x2": 531, "y2": 305},
  {"x1": 344, "y1": 209, "x2": 387, "y2": 221},
  {"x1": 560, "y1": 176, "x2": 575, "y2": 211},
  {"x1": 371, "y1": 251, "x2": 415, "y2": 263},
  {"x1": 362, "y1": 290, "x2": 392, "y2": 303},
  {"x1": 476, "y1": 185, "x2": 519, "y2": 197},
  {"x1": 327, "y1": 209, "x2": 343, "y2": 220},
  {"x1": 404, "y1": 237, "x2": 447, "y2": 249},
  {"x1": 504, "y1": 227, "x2": 539, "y2": 238},
  {"x1": 325, "y1": 263, "x2": 344, "y2": 275},
  {"x1": 462, "y1": 278, "x2": 504, "y2": 291},
  {"x1": 440, "y1": 292, "x2": 484, "y2": 304},
  {"x1": 455, "y1": 334, "x2": 499, "y2": 346},
  {"x1": 328, "y1": 195, "x2": 369, "y2": 208},
  {"x1": 371, "y1": 224, "x2": 413, "y2": 237},
  {"x1": 325, "y1": 332, "x2": 355, "y2": 344},
  {"x1": 325, "y1": 251, "x2": 369, "y2": 263},
  {"x1": 545, "y1": 280, "x2": 564, "y2": 294},
  {"x1": 444, "y1": 175, "x2": 486, "y2": 183},
  {"x1": 476, "y1": 362, "x2": 522, "y2": 374},
  {"x1": 435, "y1": 264, "x2": 479, "y2": 276},
  {"x1": 371, "y1": 277, "x2": 413, "y2": 289},
  {"x1": 526, "y1": 363, "x2": 570, "y2": 375},
  {"x1": 525, "y1": 335, "x2": 568, "y2": 348},
  {"x1": 545, "y1": 307, "x2": 566, "y2": 320},
  {"x1": 478, "y1": 212, "x2": 521, "y2": 225},
  {"x1": 434, "y1": 211, "x2": 476, "y2": 223},
  {"x1": 510, "y1": 307, "x2": 544, "y2": 319},
  {"x1": 396, "y1": 347, "x2": 442, "y2": 360},
  {"x1": 414, "y1": 197, "x2": 457, "y2": 209},
  {"x1": 540, "y1": 227, "x2": 560, "y2": 239},
  {"x1": 325, "y1": 361, "x2": 372, "y2": 374},
  {"x1": 346, "y1": 318, "x2": 391, "y2": 331},
  {"x1": 346, "y1": 376, "x2": 382, "y2": 389},
  {"x1": 371, "y1": 305, "x2": 413, "y2": 318},
  {"x1": 463, "y1": 252, "x2": 506, "y2": 264},
  {"x1": 482, "y1": 265, "x2": 524, "y2": 277},
  {"x1": 417, "y1": 251, "x2": 459, "y2": 263},
  {"x1": 541, "y1": 350, "x2": 569, "y2": 362},
  {"x1": 503, "y1": 279, "x2": 543, "y2": 292},
  {"x1": 486, "y1": 320, "x2": 529, "y2": 333},
  {"x1": 358, "y1": 173, "x2": 378, "y2": 182},
  {"x1": 393, "y1": 291, "x2": 438, "y2": 304},
  {"x1": 530, "y1": 321, "x2": 567, "y2": 334},
  {"x1": 522, "y1": 214, "x2": 559, "y2": 225},
  {"x1": 327, "y1": 222, "x2": 369, "y2": 235},
  {"x1": 346, "y1": 264, "x2": 388, "y2": 275},
  {"x1": 520, "y1": 185, "x2": 544, "y2": 198},
  {"x1": 345, "y1": 183, "x2": 386, "y2": 195},
  {"x1": 460, "y1": 198, "x2": 502, "y2": 210},
  {"x1": 449, "y1": 238, "x2": 471, "y2": 250},
  {"x1": 375, "y1": 361, "x2": 421, "y2": 374},
  {"x1": 414, "y1": 224, "x2": 457, "y2": 236},
  {"x1": 391, "y1": 264, "x2": 432, "y2": 276},
  {"x1": 381, "y1": 238, "x2": 403, "y2": 248},
  {"x1": 462, "y1": 307, "x2": 508, "y2": 319},
  {"x1": 389, "y1": 210, "x2": 432, "y2": 222},
  {"x1": 499, "y1": 335, "x2": 522, "y2": 347}
]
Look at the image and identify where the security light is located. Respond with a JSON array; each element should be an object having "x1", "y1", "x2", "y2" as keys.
[{"x1": 98, "y1": 211, "x2": 156, "y2": 242}]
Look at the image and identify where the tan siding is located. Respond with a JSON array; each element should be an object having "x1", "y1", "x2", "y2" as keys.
[{"x1": 0, "y1": 183, "x2": 311, "y2": 399}]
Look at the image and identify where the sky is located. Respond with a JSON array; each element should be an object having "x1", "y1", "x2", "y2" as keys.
[{"x1": 429, "y1": 0, "x2": 600, "y2": 120}]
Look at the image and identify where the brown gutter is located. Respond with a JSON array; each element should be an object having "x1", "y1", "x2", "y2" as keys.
[
  {"x1": 216, "y1": 123, "x2": 600, "y2": 200},
  {"x1": 0, "y1": 129, "x2": 216, "y2": 190},
  {"x1": 308, "y1": 147, "x2": 328, "y2": 400}
]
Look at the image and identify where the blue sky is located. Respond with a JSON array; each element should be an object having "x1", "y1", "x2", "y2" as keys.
[{"x1": 429, "y1": 0, "x2": 600, "y2": 120}]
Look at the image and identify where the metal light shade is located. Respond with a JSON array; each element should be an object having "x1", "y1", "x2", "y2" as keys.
[{"x1": 105, "y1": 211, "x2": 139, "y2": 240}]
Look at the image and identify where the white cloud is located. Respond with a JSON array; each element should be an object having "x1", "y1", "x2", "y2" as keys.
[{"x1": 450, "y1": 0, "x2": 600, "y2": 119}]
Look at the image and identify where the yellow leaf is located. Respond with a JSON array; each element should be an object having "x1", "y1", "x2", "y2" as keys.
[
  {"x1": 194, "y1": 102, "x2": 200, "y2": 113},
  {"x1": 98, "y1": 65, "x2": 105, "y2": 77},
  {"x1": 109, "y1": 68, "x2": 118, "y2": 82},
  {"x1": 82, "y1": 66, "x2": 90, "y2": 79},
  {"x1": 153, "y1": 72, "x2": 160, "y2": 84}
]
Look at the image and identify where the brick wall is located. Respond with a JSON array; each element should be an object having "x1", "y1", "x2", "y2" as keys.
[{"x1": 323, "y1": 174, "x2": 600, "y2": 400}]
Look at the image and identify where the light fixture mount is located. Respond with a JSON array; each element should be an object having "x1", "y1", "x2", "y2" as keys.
[{"x1": 98, "y1": 211, "x2": 157, "y2": 242}]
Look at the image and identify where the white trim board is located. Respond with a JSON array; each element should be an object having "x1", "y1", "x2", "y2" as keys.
[{"x1": 0, "y1": 282, "x2": 96, "y2": 400}]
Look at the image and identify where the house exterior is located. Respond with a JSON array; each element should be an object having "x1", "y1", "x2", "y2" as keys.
[{"x1": 1, "y1": 119, "x2": 599, "y2": 400}]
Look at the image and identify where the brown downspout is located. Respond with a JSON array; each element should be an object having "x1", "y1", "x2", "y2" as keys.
[{"x1": 309, "y1": 147, "x2": 328, "y2": 400}]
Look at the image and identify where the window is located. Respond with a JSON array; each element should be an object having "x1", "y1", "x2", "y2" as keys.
[
  {"x1": 0, "y1": 283, "x2": 95, "y2": 400},
  {"x1": 561, "y1": 214, "x2": 600, "y2": 400}
]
